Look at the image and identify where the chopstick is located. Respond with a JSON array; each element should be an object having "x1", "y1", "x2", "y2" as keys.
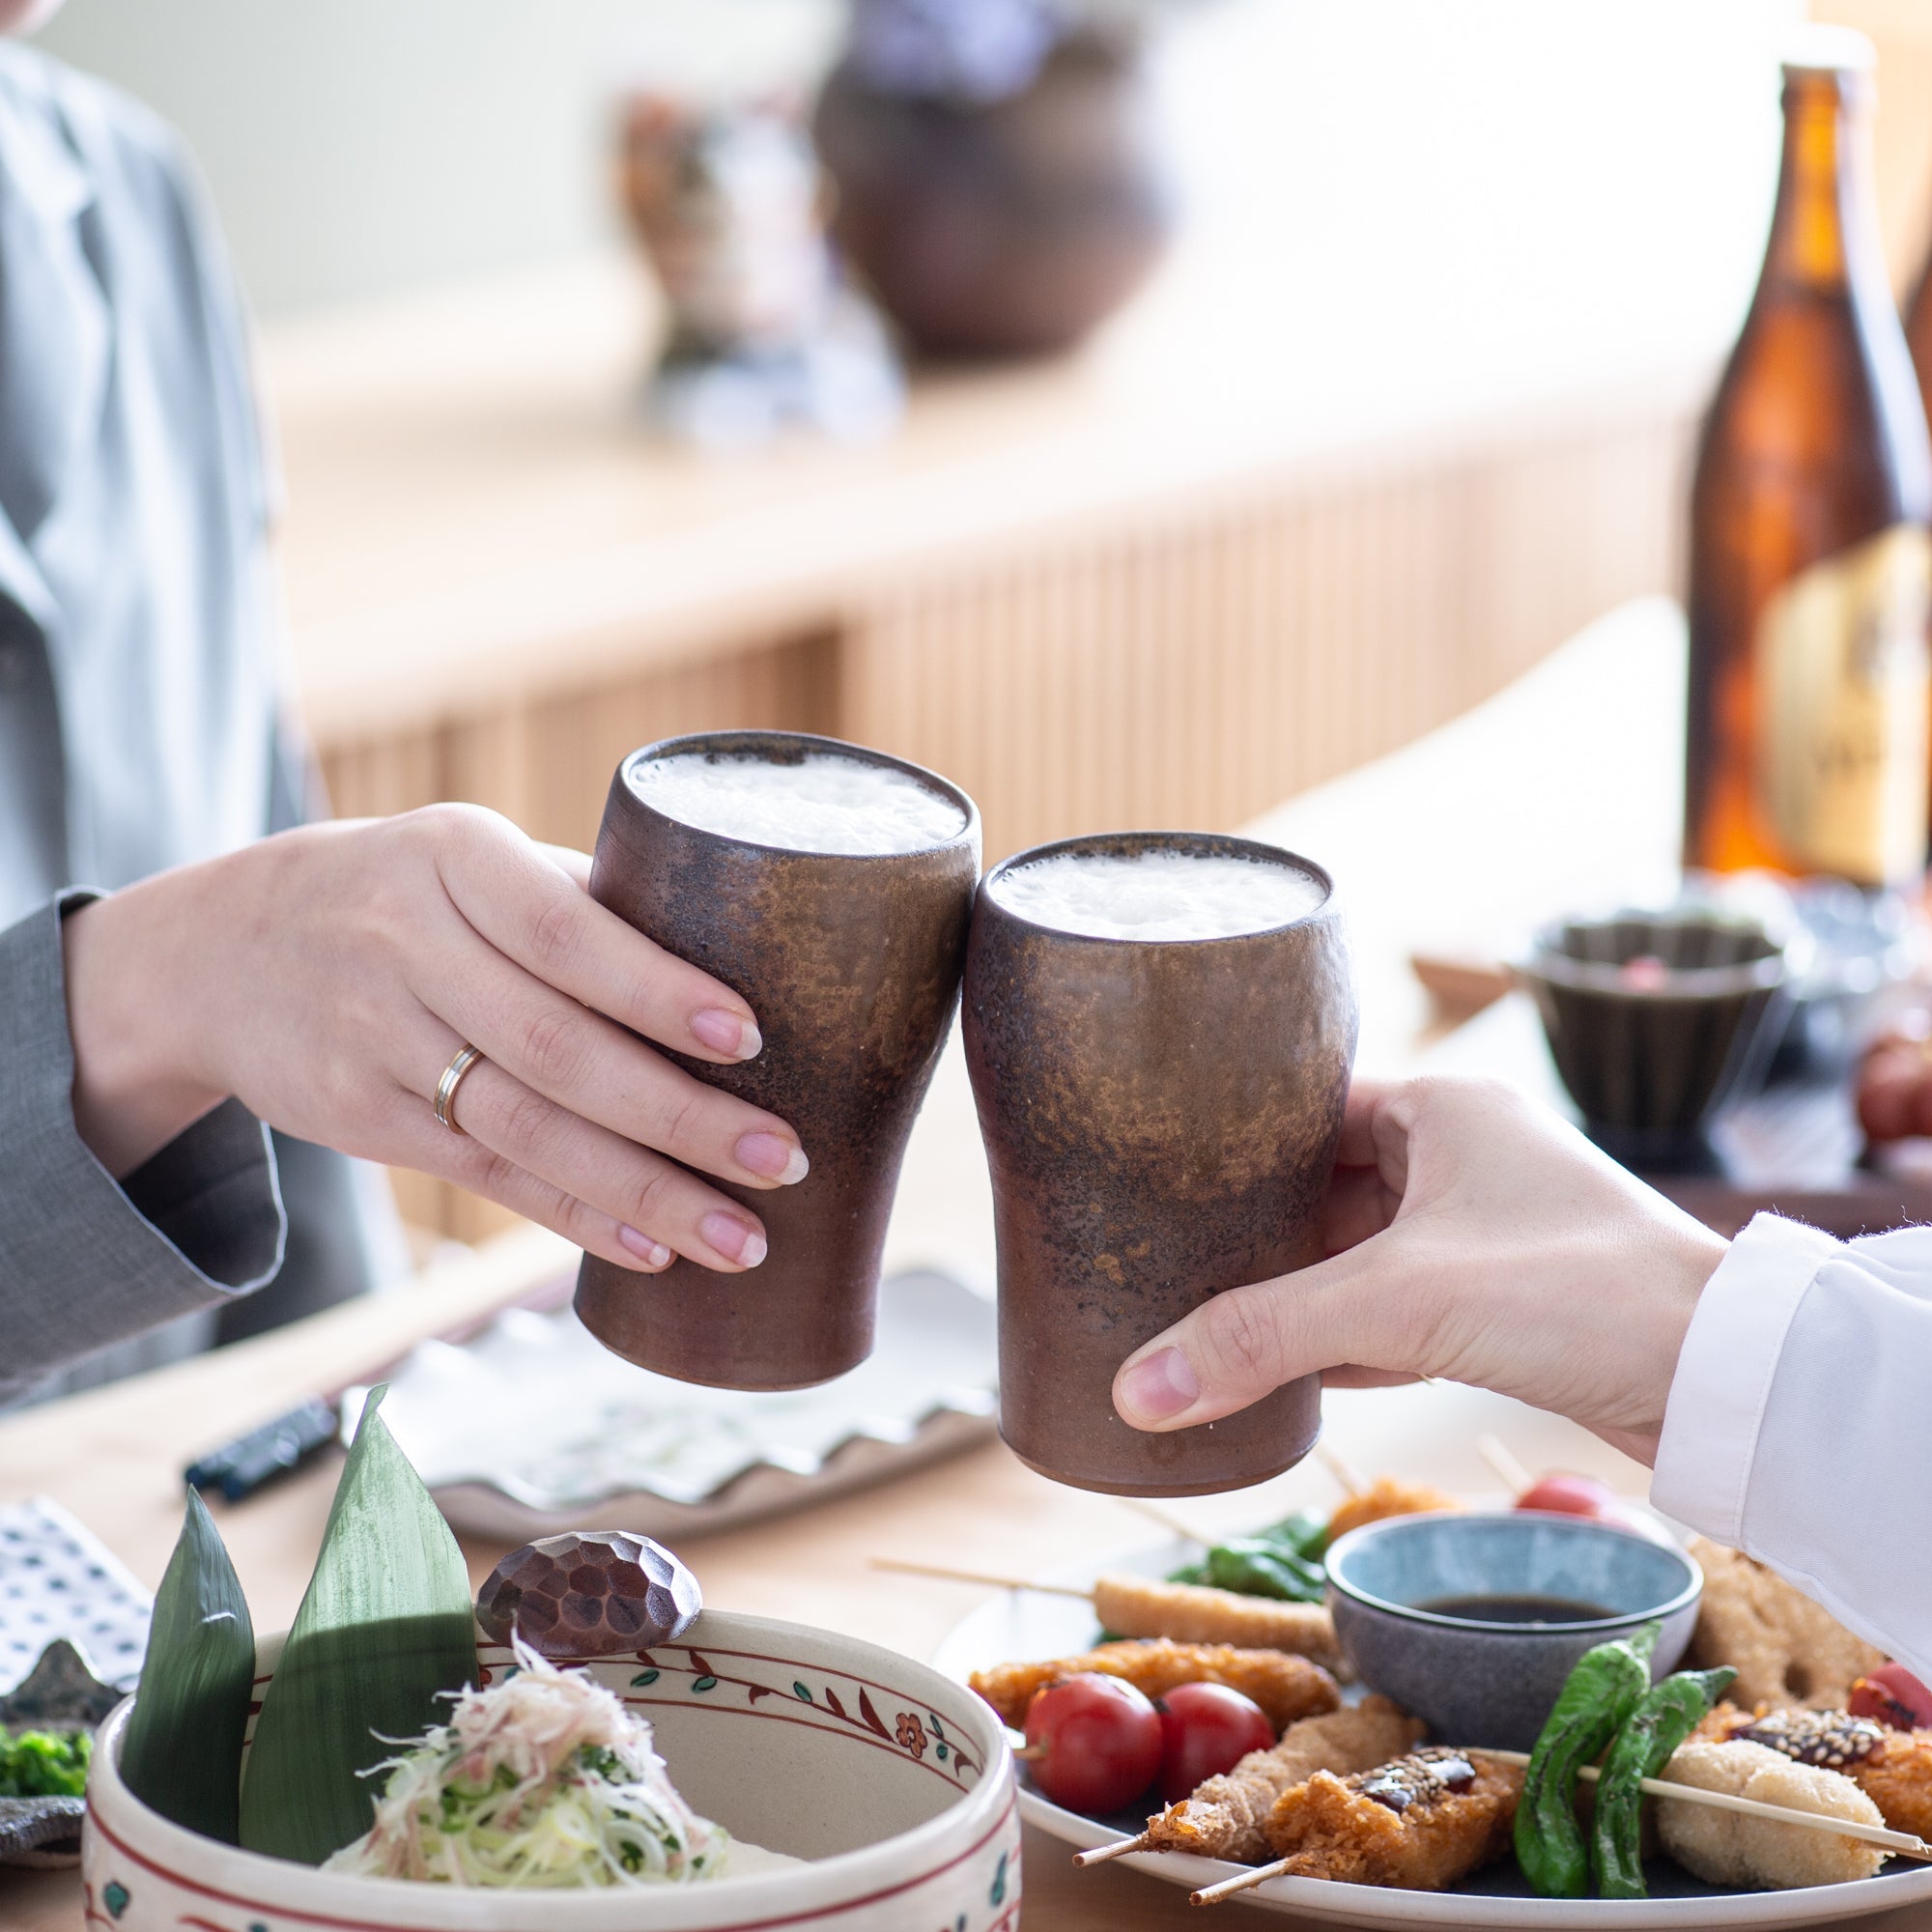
[
  {"x1": 1474, "y1": 1432, "x2": 1534, "y2": 1498},
  {"x1": 1183, "y1": 1749, "x2": 1932, "y2": 1905}
]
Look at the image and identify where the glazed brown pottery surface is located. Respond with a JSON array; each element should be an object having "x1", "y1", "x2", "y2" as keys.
[
  {"x1": 576, "y1": 731, "x2": 980, "y2": 1389},
  {"x1": 814, "y1": 26, "x2": 1174, "y2": 360},
  {"x1": 964, "y1": 832, "x2": 1356, "y2": 1496}
]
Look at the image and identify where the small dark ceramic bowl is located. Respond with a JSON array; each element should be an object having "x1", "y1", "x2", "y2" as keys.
[
  {"x1": 1517, "y1": 909, "x2": 1789, "y2": 1172},
  {"x1": 1325, "y1": 1512, "x2": 1702, "y2": 1751}
]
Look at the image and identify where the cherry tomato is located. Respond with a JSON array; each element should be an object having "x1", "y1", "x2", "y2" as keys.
[
  {"x1": 1850, "y1": 1663, "x2": 1932, "y2": 1732},
  {"x1": 1022, "y1": 1673, "x2": 1164, "y2": 1814},
  {"x1": 1516, "y1": 1473, "x2": 1620, "y2": 1520},
  {"x1": 1155, "y1": 1682, "x2": 1277, "y2": 1803}
]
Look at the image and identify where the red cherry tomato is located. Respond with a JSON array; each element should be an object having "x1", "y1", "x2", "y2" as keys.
[
  {"x1": 1155, "y1": 1682, "x2": 1277, "y2": 1804},
  {"x1": 1516, "y1": 1473, "x2": 1620, "y2": 1520},
  {"x1": 1022, "y1": 1673, "x2": 1164, "y2": 1815},
  {"x1": 1849, "y1": 1663, "x2": 1932, "y2": 1732}
]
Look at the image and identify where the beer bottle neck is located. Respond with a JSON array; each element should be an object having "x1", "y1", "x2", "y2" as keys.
[{"x1": 1761, "y1": 71, "x2": 1887, "y2": 297}]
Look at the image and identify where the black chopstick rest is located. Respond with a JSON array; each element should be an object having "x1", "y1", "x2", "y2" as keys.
[{"x1": 184, "y1": 1397, "x2": 340, "y2": 1502}]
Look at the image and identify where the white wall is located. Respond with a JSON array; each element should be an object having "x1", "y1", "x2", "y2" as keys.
[
  {"x1": 33, "y1": 0, "x2": 839, "y2": 314},
  {"x1": 31, "y1": 0, "x2": 1802, "y2": 333}
]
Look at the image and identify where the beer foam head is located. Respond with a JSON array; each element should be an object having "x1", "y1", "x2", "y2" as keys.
[
  {"x1": 626, "y1": 748, "x2": 967, "y2": 855},
  {"x1": 987, "y1": 845, "x2": 1326, "y2": 941}
]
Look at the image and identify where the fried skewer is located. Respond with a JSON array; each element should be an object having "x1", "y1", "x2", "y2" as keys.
[
  {"x1": 1195, "y1": 1748, "x2": 1523, "y2": 1904},
  {"x1": 1487, "y1": 1747, "x2": 1932, "y2": 1861},
  {"x1": 870, "y1": 1559, "x2": 1344, "y2": 1663},
  {"x1": 970, "y1": 1637, "x2": 1339, "y2": 1733},
  {"x1": 1075, "y1": 1697, "x2": 1424, "y2": 1867},
  {"x1": 1696, "y1": 1705, "x2": 1932, "y2": 1839}
]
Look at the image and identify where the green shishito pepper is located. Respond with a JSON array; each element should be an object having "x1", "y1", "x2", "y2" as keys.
[
  {"x1": 1514, "y1": 1623, "x2": 1660, "y2": 1898},
  {"x1": 1591, "y1": 1666, "x2": 1737, "y2": 1900},
  {"x1": 1165, "y1": 1512, "x2": 1332, "y2": 1602}
]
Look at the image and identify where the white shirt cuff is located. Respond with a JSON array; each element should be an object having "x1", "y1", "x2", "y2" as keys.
[{"x1": 1650, "y1": 1211, "x2": 1841, "y2": 1548}]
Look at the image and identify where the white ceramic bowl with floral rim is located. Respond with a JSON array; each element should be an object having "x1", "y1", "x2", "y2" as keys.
[{"x1": 81, "y1": 1610, "x2": 1019, "y2": 1932}]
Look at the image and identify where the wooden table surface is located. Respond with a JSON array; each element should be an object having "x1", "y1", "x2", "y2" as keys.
[{"x1": 8, "y1": 599, "x2": 1926, "y2": 1928}]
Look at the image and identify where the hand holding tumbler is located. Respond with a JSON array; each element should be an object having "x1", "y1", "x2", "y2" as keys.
[
  {"x1": 576, "y1": 731, "x2": 980, "y2": 1390},
  {"x1": 965, "y1": 832, "x2": 1356, "y2": 1495}
]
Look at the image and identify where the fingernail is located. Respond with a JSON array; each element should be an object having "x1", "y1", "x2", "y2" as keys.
[
  {"x1": 1118, "y1": 1347, "x2": 1200, "y2": 1425},
  {"x1": 618, "y1": 1225, "x2": 673, "y2": 1269},
  {"x1": 735, "y1": 1131, "x2": 810, "y2": 1184},
  {"x1": 691, "y1": 1008, "x2": 761, "y2": 1061},
  {"x1": 701, "y1": 1211, "x2": 767, "y2": 1268}
]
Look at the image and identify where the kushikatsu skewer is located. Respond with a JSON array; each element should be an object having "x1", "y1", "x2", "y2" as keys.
[
  {"x1": 1073, "y1": 1698, "x2": 1425, "y2": 1866},
  {"x1": 870, "y1": 1559, "x2": 1343, "y2": 1661},
  {"x1": 1479, "y1": 1749, "x2": 1932, "y2": 1861},
  {"x1": 1194, "y1": 1747, "x2": 1522, "y2": 1903}
]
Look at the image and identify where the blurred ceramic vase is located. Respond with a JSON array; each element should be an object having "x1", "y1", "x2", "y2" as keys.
[
  {"x1": 617, "y1": 96, "x2": 903, "y2": 446},
  {"x1": 815, "y1": 0, "x2": 1177, "y2": 358}
]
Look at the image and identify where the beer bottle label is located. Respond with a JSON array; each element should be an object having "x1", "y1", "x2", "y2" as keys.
[{"x1": 1754, "y1": 524, "x2": 1932, "y2": 885}]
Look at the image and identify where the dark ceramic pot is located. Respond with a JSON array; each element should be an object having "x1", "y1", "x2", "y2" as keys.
[
  {"x1": 575, "y1": 731, "x2": 980, "y2": 1390},
  {"x1": 963, "y1": 832, "x2": 1356, "y2": 1496},
  {"x1": 814, "y1": 26, "x2": 1175, "y2": 360},
  {"x1": 1518, "y1": 910, "x2": 1790, "y2": 1174}
]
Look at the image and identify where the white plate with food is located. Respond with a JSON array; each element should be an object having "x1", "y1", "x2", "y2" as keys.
[{"x1": 927, "y1": 1482, "x2": 1932, "y2": 1929}]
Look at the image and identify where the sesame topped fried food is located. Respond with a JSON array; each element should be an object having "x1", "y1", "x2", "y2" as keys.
[
  {"x1": 1657, "y1": 1740, "x2": 1888, "y2": 1889},
  {"x1": 1141, "y1": 1697, "x2": 1425, "y2": 1863},
  {"x1": 1685, "y1": 1539, "x2": 1883, "y2": 1711},
  {"x1": 1697, "y1": 1702, "x2": 1932, "y2": 1839},
  {"x1": 1090, "y1": 1574, "x2": 1343, "y2": 1665},
  {"x1": 1262, "y1": 1748, "x2": 1523, "y2": 1889},
  {"x1": 1324, "y1": 1478, "x2": 1463, "y2": 1545},
  {"x1": 969, "y1": 1639, "x2": 1340, "y2": 1733}
]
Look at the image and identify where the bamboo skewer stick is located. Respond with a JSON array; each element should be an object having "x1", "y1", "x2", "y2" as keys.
[
  {"x1": 1073, "y1": 1833, "x2": 1151, "y2": 1866},
  {"x1": 1474, "y1": 1432, "x2": 1534, "y2": 1497},
  {"x1": 868, "y1": 1557, "x2": 1091, "y2": 1599},
  {"x1": 1120, "y1": 1497, "x2": 1208, "y2": 1544},
  {"x1": 1315, "y1": 1442, "x2": 1367, "y2": 1497},
  {"x1": 1184, "y1": 1750, "x2": 1932, "y2": 1906}
]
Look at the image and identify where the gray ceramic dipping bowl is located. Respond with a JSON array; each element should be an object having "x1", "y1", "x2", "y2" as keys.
[{"x1": 1325, "y1": 1511, "x2": 1703, "y2": 1751}]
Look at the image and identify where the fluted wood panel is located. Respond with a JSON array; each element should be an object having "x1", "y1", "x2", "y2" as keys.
[
  {"x1": 842, "y1": 401, "x2": 1690, "y2": 864},
  {"x1": 313, "y1": 399, "x2": 1690, "y2": 1236}
]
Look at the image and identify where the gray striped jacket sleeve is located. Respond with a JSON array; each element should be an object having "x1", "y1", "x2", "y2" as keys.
[{"x1": 0, "y1": 892, "x2": 285, "y2": 1398}]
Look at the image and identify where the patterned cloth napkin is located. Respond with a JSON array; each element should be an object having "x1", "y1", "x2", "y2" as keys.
[{"x1": 0, "y1": 1496, "x2": 151, "y2": 1694}]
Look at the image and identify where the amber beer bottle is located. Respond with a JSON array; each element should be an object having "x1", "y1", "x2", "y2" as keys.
[{"x1": 1685, "y1": 33, "x2": 1932, "y2": 888}]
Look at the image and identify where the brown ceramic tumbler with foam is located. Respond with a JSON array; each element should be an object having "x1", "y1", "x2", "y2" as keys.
[
  {"x1": 965, "y1": 831, "x2": 1355, "y2": 1495},
  {"x1": 575, "y1": 730, "x2": 980, "y2": 1390}
]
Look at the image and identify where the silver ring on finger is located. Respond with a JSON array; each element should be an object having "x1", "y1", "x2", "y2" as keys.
[{"x1": 434, "y1": 1042, "x2": 486, "y2": 1134}]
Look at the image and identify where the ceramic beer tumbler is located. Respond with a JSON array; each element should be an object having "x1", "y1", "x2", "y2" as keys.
[
  {"x1": 965, "y1": 831, "x2": 1355, "y2": 1494},
  {"x1": 575, "y1": 730, "x2": 980, "y2": 1389}
]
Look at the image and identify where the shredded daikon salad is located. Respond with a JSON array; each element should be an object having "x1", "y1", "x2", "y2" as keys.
[{"x1": 324, "y1": 1637, "x2": 725, "y2": 1888}]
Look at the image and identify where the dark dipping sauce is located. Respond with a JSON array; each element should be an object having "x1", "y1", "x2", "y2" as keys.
[{"x1": 1416, "y1": 1593, "x2": 1615, "y2": 1626}]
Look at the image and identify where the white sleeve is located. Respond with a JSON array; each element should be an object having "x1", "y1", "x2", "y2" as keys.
[{"x1": 1651, "y1": 1211, "x2": 1932, "y2": 1681}]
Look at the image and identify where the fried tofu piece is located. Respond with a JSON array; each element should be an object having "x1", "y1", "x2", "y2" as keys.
[
  {"x1": 1325, "y1": 1478, "x2": 1462, "y2": 1545},
  {"x1": 1143, "y1": 1698, "x2": 1425, "y2": 1863},
  {"x1": 1657, "y1": 1740, "x2": 1887, "y2": 1889},
  {"x1": 1263, "y1": 1749, "x2": 1522, "y2": 1889},
  {"x1": 1686, "y1": 1539, "x2": 1883, "y2": 1711},
  {"x1": 1697, "y1": 1703, "x2": 1932, "y2": 1841},
  {"x1": 969, "y1": 1638, "x2": 1339, "y2": 1733},
  {"x1": 1091, "y1": 1574, "x2": 1342, "y2": 1664}
]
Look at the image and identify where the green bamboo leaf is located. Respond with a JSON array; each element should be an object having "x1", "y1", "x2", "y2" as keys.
[
  {"x1": 120, "y1": 1489, "x2": 254, "y2": 1843},
  {"x1": 239, "y1": 1386, "x2": 477, "y2": 1865}
]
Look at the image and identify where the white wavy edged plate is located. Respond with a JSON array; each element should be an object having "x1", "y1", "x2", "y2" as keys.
[
  {"x1": 928, "y1": 1536, "x2": 1932, "y2": 1929},
  {"x1": 355, "y1": 1266, "x2": 996, "y2": 1541}
]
